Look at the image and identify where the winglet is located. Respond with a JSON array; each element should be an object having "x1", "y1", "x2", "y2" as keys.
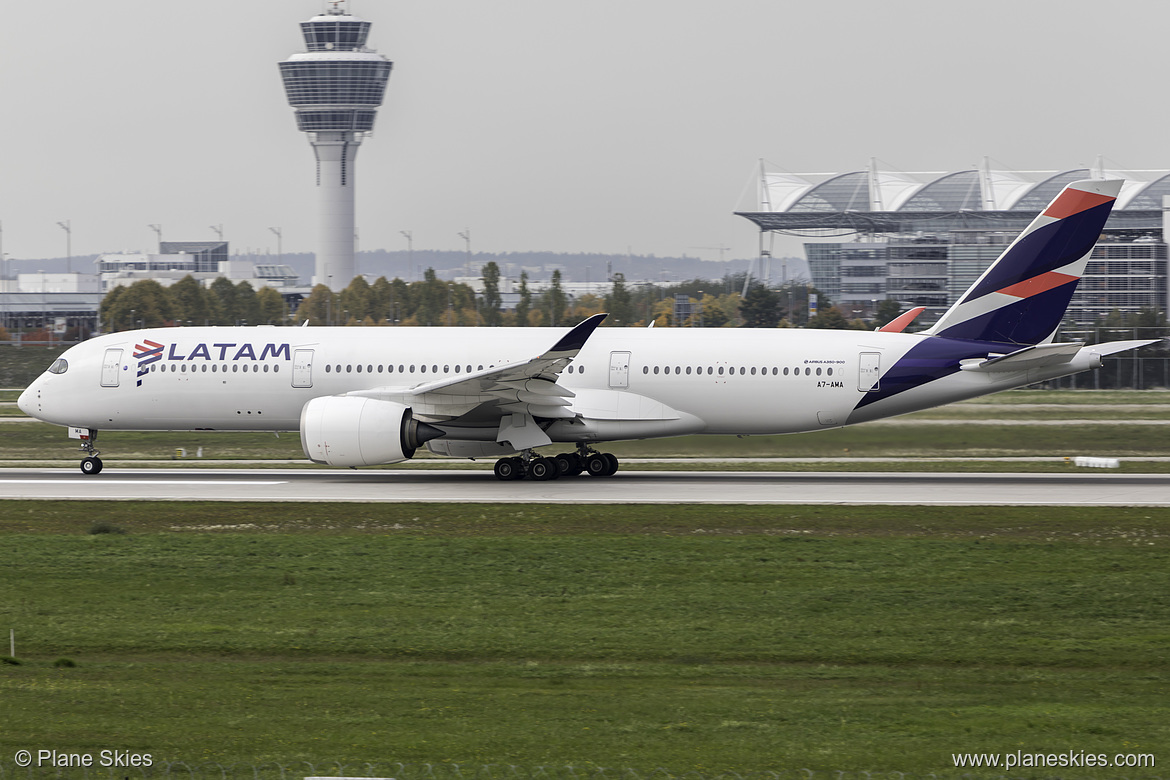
[
  {"x1": 548, "y1": 313, "x2": 607, "y2": 355},
  {"x1": 877, "y1": 306, "x2": 926, "y2": 333}
]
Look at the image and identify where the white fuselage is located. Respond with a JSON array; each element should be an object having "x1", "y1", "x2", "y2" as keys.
[{"x1": 18, "y1": 325, "x2": 1086, "y2": 447}]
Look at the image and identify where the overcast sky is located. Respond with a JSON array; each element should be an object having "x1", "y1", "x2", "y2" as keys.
[{"x1": 1, "y1": 0, "x2": 1165, "y2": 266}]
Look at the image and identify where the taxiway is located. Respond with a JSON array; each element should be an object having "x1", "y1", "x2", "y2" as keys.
[{"x1": 1, "y1": 468, "x2": 1167, "y2": 505}]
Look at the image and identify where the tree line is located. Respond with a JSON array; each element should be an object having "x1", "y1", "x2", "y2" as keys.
[{"x1": 96, "y1": 262, "x2": 910, "y2": 332}]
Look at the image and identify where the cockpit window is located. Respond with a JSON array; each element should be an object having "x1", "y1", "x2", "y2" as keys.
[{"x1": 48, "y1": 358, "x2": 69, "y2": 375}]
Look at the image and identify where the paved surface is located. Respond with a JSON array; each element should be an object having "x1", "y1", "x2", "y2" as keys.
[{"x1": 1, "y1": 468, "x2": 1168, "y2": 505}]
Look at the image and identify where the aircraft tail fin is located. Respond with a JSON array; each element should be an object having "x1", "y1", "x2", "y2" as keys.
[{"x1": 923, "y1": 179, "x2": 1122, "y2": 345}]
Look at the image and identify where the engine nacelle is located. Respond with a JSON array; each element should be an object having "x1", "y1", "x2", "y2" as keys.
[{"x1": 300, "y1": 396, "x2": 443, "y2": 467}]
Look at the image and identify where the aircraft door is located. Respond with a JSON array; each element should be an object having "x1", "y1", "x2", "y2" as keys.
[
  {"x1": 608, "y1": 351, "x2": 630, "y2": 389},
  {"x1": 858, "y1": 352, "x2": 881, "y2": 392},
  {"x1": 100, "y1": 348, "x2": 123, "y2": 388},
  {"x1": 292, "y1": 349, "x2": 314, "y2": 388}
]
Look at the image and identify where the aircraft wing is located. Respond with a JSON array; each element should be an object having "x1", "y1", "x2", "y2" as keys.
[{"x1": 347, "y1": 313, "x2": 607, "y2": 420}]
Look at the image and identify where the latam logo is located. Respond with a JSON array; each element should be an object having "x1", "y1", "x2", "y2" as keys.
[
  {"x1": 164, "y1": 342, "x2": 292, "y2": 362},
  {"x1": 132, "y1": 342, "x2": 292, "y2": 387},
  {"x1": 133, "y1": 339, "x2": 165, "y2": 387}
]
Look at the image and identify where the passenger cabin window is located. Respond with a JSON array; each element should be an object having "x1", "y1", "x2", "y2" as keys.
[{"x1": 48, "y1": 358, "x2": 69, "y2": 374}]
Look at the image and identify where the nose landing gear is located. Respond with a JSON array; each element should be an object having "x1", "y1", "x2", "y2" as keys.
[{"x1": 78, "y1": 429, "x2": 103, "y2": 475}]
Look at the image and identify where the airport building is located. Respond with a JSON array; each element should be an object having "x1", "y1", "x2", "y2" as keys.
[
  {"x1": 736, "y1": 164, "x2": 1170, "y2": 328},
  {"x1": 94, "y1": 242, "x2": 299, "y2": 294}
]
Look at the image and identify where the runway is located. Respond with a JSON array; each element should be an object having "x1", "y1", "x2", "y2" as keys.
[{"x1": 1, "y1": 467, "x2": 1168, "y2": 505}]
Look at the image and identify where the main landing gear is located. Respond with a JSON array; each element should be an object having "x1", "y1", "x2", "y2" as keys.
[
  {"x1": 78, "y1": 429, "x2": 103, "y2": 475},
  {"x1": 493, "y1": 444, "x2": 619, "y2": 481}
]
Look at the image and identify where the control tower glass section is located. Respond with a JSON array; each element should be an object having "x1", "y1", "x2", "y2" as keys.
[
  {"x1": 279, "y1": 6, "x2": 391, "y2": 136},
  {"x1": 280, "y1": 60, "x2": 391, "y2": 106},
  {"x1": 301, "y1": 18, "x2": 371, "y2": 51}
]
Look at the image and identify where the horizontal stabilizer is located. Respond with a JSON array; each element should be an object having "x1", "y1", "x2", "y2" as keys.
[
  {"x1": 960, "y1": 339, "x2": 1161, "y2": 373},
  {"x1": 1087, "y1": 338, "x2": 1162, "y2": 357},
  {"x1": 959, "y1": 341, "x2": 1083, "y2": 372}
]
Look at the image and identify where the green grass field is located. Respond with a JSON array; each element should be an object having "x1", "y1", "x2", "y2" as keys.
[{"x1": 1, "y1": 502, "x2": 1168, "y2": 777}]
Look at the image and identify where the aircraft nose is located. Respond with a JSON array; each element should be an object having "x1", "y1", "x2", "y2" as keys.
[
  {"x1": 17, "y1": 381, "x2": 41, "y2": 418},
  {"x1": 17, "y1": 387, "x2": 34, "y2": 416}
]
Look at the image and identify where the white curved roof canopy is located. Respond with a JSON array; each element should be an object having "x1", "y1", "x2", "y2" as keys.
[{"x1": 760, "y1": 166, "x2": 1170, "y2": 212}]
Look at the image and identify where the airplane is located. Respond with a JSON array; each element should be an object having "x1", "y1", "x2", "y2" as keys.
[{"x1": 18, "y1": 178, "x2": 1158, "y2": 481}]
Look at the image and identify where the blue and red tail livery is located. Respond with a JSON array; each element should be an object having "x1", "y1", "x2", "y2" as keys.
[{"x1": 924, "y1": 179, "x2": 1122, "y2": 345}]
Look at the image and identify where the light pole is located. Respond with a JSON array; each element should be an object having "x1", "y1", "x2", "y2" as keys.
[
  {"x1": 57, "y1": 220, "x2": 71, "y2": 274},
  {"x1": 148, "y1": 224, "x2": 162, "y2": 251},
  {"x1": 458, "y1": 229, "x2": 472, "y2": 277},
  {"x1": 269, "y1": 227, "x2": 283, "y2": 264},
  {"x1": 400, "y1": 230, "x2": 414, "y2": 281}
]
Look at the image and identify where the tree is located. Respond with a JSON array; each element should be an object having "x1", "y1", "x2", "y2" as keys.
[
  {"x1": 256, "y1": 286, "x2": 287, "y2": 325},
  {"x1": 873, "y1": 298, "x2": 904, "y2": 330},
  {"x1": 605, "y1": 272, "x2": 635, "y2": 326},
  {"x1": 449, "y1": 282, "x2": 479, "y2": 325},
  {"x1": 414, "y1": 268, "x2": 445, "y2": 326},
  {"x1": 208, "y1": 277, "x2": 239, "y2": 325},
  {"x1": 388, "y1": 277, "x2": 410, "y2": 323},
  {"x1": 169, "y1": 275, "x2": 212, "y2": 326},
  {"x1": 568, "y1": 293, "x2": 605, "y2": 322},
  {"x1": 340, "y1": 276, "x2": 372, "y2": 323},
  {"x1": 104, "y1": 279, "x2": 174, "y2": 331},
  {"x1": 515, "y1": 271, "x2": 531, "y2": 327},
  {"x1": 234, "y1": 281, "x2": 260, "y2": 326},
  {"x1": 699, "y1": 293, "x2": 729, "y2": 327},
  {"x1": 100, "y1": 285, "x2": 126, "y2": 332},
  {"x1": 544, "y1": 269, "x2": 567, "y2": 326},
  {"x1": 480, "y1": 262, "x2": 502, "y2": 326},
  {"x1": 771, "y1": 282, "x2": 824, "y2": 325},
  {"x1": 295, "y1": 284, "x2": 336, "y2": 326},
  {"x1": 806, "y1": 306, "x2": 857, "y2": 330},
  {"x1": 739, "y1": 284, "x2": 781, "y2": 328},
  {"x1": 369, "y1": 276, "x2": 393, "y2": 322}
]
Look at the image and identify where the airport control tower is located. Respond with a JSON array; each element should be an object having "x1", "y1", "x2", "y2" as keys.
[{"x1": 279, "y1": 1, "x2": 392, "y2": 291}]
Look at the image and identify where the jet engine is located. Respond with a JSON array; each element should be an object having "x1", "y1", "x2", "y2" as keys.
[{"x1": 300, "y1": 396, "x2": 444, "y2": 467}]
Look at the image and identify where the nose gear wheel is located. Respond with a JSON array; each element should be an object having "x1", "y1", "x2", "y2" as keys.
[{"x1": 77, "y1": 429, "x2": 103, "y2": 475}]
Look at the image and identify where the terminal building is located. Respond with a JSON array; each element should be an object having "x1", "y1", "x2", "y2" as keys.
[
  {"x1": 736, "y1": 164, "x2": 1170, "y2": 329},
  {"x1": 95, "y1": 242, "x2": 299, "y2": 293}
]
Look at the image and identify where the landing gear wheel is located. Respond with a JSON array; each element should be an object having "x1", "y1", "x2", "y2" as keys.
[
  {"x1": 585, "y1": 453, "x2": 611, "y2": 477},
  {"x1": 602, "y1": 453, "x2": 619, "y2": 476},
  {"x1": 554, "y1": 453, "x2": 583, "y2": 477},
  {"x1": 80, "y1": 456, "x2": 103, "y2": 476},
  {"x1": 494, "y1": 457, "x2": 524, "y2": 481},
  {"x1": 528, "y1": 457, "x2": 559, "y2": 481}
]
